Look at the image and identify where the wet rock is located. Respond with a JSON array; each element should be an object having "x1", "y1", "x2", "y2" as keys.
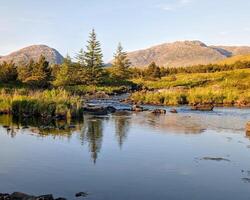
[
  {"x1": 151, "y1": 109, "x2": 166, "y2": 114},
  {"x1": 22, "y1": 126, "x2": 29, "y2": 129},
  {"x1": 83, "y1": 106, "x2": 108, "y2": 115},
  {"x1": 106, "y1": 106, "x2": 116, "y2": 113},
  {"x1": 9, "y1": 192, "x2": 34, "y2": 200},
  {"x1": 0, "y1": 193, "x2": 10, "y2": 200},
  {"x1": 75, "y1": 192, "x2": 88, "y2": 198},
  {"x1": 35, "y1": 194, "x2": 54, "y2": 200},
  {"x1": 3, "y1": 125, "x2": 10, "y2": 129},
  {"x1": 131, "y1": 105, "x2": 144, "y2": 112},
  {"x1": 68, "y1": 125, "x2": 76, "y2": 129},
  {"x1": 242, "y1": 178, "x2": 250, "y2": 183},
  {"x1": 54, "y1": 198, "x2": 67, "y2": 200},
  {"x1": 201, "y1": 157, "x2": 230, "y2": 162},
  {"x1": 191, "y1": 104, "x2": 214, "y2": 111},
  {"x1": 246, "y1": 122, "x2": 250, "y2": 135},
  {"x1": 169, "y1": 109, "x2": 178, "y2": 113}
]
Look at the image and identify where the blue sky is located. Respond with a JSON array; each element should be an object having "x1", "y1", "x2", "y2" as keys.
[{"x1": 1, "y1": 0, "x2": 250, "y2": 61}]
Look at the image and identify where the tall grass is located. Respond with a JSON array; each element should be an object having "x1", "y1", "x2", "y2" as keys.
[
  {"x1": 131, "y1": 69, "x2": 250, "y2": 106},
  {"x1": 0, "y1": 89, "x2": 84, "y2": 118}
]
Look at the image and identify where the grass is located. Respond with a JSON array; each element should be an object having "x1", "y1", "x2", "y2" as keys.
[
  {"x1": 130, "y1": 69, "x2": 250, "y2": 106},
  {"x1": 218, "y1": 54, "x2": 250, "y2": 65},
  {"x1": 0, "y1": 89, "x2": 84, "y2": 119}
]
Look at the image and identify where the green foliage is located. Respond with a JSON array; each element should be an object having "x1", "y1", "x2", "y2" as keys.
[
  {"x1": 18, "y1": 55, "x2": 51, "y2": 88},
  {"x1": 0, "y1": 89, "x2": 83, "y2": 118},
  {"x1": 131, "y1": 69, "x2": 250, "y2": 106},
  {"x1": 82, "y1": 29, "x2": 105, "y2": 85},
  {"x1": 110, "y1": 43, "x2": 131, "y2": 81},
  {"x1": 0, "y1": 61, "x2": 17, "y2": 83}
]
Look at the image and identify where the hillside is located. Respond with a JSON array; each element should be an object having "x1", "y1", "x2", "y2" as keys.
[
  {"x1": 0, "y1": 45, "x2": 64, "y2": 65},
  {"x1": 126, "y1": 41, "x2": 250, "y2": 68},
  {"x1": 218, "y1": 54, "x2": 250, "y2": 65}
]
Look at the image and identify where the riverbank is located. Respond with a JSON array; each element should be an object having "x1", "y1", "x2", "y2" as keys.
[{"x1": 130, "y1": 69, "x2": 250, "y2": 107}]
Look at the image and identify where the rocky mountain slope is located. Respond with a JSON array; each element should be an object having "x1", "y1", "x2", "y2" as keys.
[
  {"x1": 126, "y1": 41, "x2": 250, "y2": 67},
  {"x1": 0, "y1": 45, "x2": 64, "y2": 65}
]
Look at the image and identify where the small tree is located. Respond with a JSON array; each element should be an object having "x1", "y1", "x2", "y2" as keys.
[
  {"x1": 83, "y1": 29, "x2": 104, "y2": 85},
  {"x1": 18, "y1": 55, "x2": 51, "y2": 88},
  {"x1": 0, "y1": 61, "x2": 17, "y2": 82},
  {"x1": 111, "y1": 43, "x2": 131, "y2": 81},
  {"x1": 146, "y1": 62, "x2": 161, "y2": 79}
]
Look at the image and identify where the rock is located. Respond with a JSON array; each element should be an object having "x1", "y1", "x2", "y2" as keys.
[
  {"x1": 106, "y1": 106, "x2": 116, "y2": 113},
  {"x1": 35, "y1": 195, "x2": 54, "y2": 200},
  {"x1": 246, "y1": 122, "x2": 250, "y2": 135},
  {"x1": 191, "y1": 104, "x2": 214, "y2": 111},
  {"x1": 83, "y1": 106, "x2": 108, "y2": 115},
  {"x1": 151, "y1": 109, "x2": 166, "y2": 114},
  {"x1": 201, "y1": 157, "x2": 230, "y2": 162},
  {"x1": 68, "y1": 125, "x2": 76, "y2": 129},
  {"x1": 10, "y1": 192, "x2": 34, "y2": 200},
  {"x1": 169, "y1": 109, "x2": 178, "y2": 113},
  {"x1": 75, "y1": 192, "x2": 88, "y2": 198},
  {"x1": 0, "y1": 193, "x2": 10, "y2": 200},
  {"x1": 54, "y1": 198, "x2": 67, "y2": 200},
  {"x1": 131, "y1": 105, "x2": 144, "y2": 112},
  {"x1": 22, "y1": 126, "x2": 29, "y2": 129}
]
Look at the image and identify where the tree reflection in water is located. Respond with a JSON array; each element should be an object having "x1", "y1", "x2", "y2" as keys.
[
  {"x1": 113, "y1": 115, "x2": 131, "y2": 148},
  {"x1": 81, "y1": 116, "x2": 103, "y2": 164}
]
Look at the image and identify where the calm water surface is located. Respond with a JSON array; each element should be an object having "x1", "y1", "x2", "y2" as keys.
[{"x1": 0, "y1": 104, "x2": 250, "y2": 200}]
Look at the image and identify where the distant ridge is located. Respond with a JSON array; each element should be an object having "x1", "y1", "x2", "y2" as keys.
[
  {"x1": 0, "y1": 45, "x2": 64, "y2": 65},
  {"x1": 126, "y1": 41, "x2": 250, "y2": 67}
]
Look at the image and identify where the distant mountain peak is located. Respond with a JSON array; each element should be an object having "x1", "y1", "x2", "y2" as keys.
[
  {"x1": 126, "y1": 41, "x2": 250, "y2": 67},
  {"x1": 0, "y1": 45, "x2": 64, "y2": 65}
]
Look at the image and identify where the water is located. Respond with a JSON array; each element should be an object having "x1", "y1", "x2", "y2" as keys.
[{"x1": 0, "y1": 103, "x2": 250, "y2": 200}]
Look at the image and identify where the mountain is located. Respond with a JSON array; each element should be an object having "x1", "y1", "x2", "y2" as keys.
[
  {"x1": 0, "y1": 45, "x2": 64, "y2": 65},
  {"x1": 126, "y1": 41, "x2": 250, "y2": 67}
]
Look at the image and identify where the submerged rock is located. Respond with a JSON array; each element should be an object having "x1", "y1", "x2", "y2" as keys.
[
  {"x1": 191, "y1": 104, "x2": 214, "y2": 111},
  {"x1": 201, "y1": 157, "x2": 230, "y2": 162},
  {"x1": 169, "y1": 109, "x2": 178, "y2": 113},
  {"x1": 106, "y1": 106, "x2": 117, "y2": 113},
  {"x1": 151, "y1": 109, "x2": 166, "y2": 114},
  {"x1": 75, "y1": 192, "x2": 88, "y2": 198},
  {"x1": 131, "y1": 105, "x2": 144, "y2": 112},
  {"x1": 83, "y1": 106, "x2": 108, "y2": 115}
]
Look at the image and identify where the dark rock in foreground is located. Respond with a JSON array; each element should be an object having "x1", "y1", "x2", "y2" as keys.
[{"x1": 0, "y1": 192, "x2": 59, "y2": 200}]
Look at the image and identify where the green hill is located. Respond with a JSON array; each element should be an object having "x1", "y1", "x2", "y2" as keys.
[{"x1": 218, "y1": 54, "x2": 250, "y2": 65}]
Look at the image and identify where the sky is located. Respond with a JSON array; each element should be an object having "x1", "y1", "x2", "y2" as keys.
[{"x1": 0, "y1": 0, "x2": 250, "y2": 61}]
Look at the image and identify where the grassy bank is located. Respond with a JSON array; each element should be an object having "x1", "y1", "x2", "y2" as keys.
[
  {"x1": 0, "y1": 89, "x2": 84, "y2": 119},
  {"x1": 130, "y1": 69, "x2": 250, "y2": 106}
]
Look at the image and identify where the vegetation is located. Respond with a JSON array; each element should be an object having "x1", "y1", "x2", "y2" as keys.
[
  {"x1": 0, "y1": 89, "x2": 83, "y2": 119},
  {"x1": 0, "y1": 29, "x2": 250, "y2": 113},
  {"x1": 131, "y1": 69, "x2": 250, "y2": 106}
]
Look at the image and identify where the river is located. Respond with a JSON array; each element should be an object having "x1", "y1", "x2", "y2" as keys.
[{"x1": 0, "y1": 99, "x2": 250, "y2": 200}]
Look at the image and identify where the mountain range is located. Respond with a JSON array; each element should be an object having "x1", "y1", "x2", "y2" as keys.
[
  {"x1": 126, "y1": 41, "x2": 250, "y2": 67},
  {"x1": 1, "y1": 41, "x2": 250, "y2": 68}
]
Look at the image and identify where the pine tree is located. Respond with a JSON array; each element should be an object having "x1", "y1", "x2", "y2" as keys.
[
  {"x1": 146, "y1": 62, "x2": 161, "y2": 79},
  {"x1": 75, "y1": 49, "x2": 85, "y2": 66},
  {"x1": 83, "y1": 29, "x2": 104, "y2": 85},
  {"x1": 111, "y1": 43, "x2": 131, "y2": 80}
]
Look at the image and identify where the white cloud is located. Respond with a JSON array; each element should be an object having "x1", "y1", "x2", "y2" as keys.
[{"x1": 158, "y1": 0, "x2": 192, "y2": 11}]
